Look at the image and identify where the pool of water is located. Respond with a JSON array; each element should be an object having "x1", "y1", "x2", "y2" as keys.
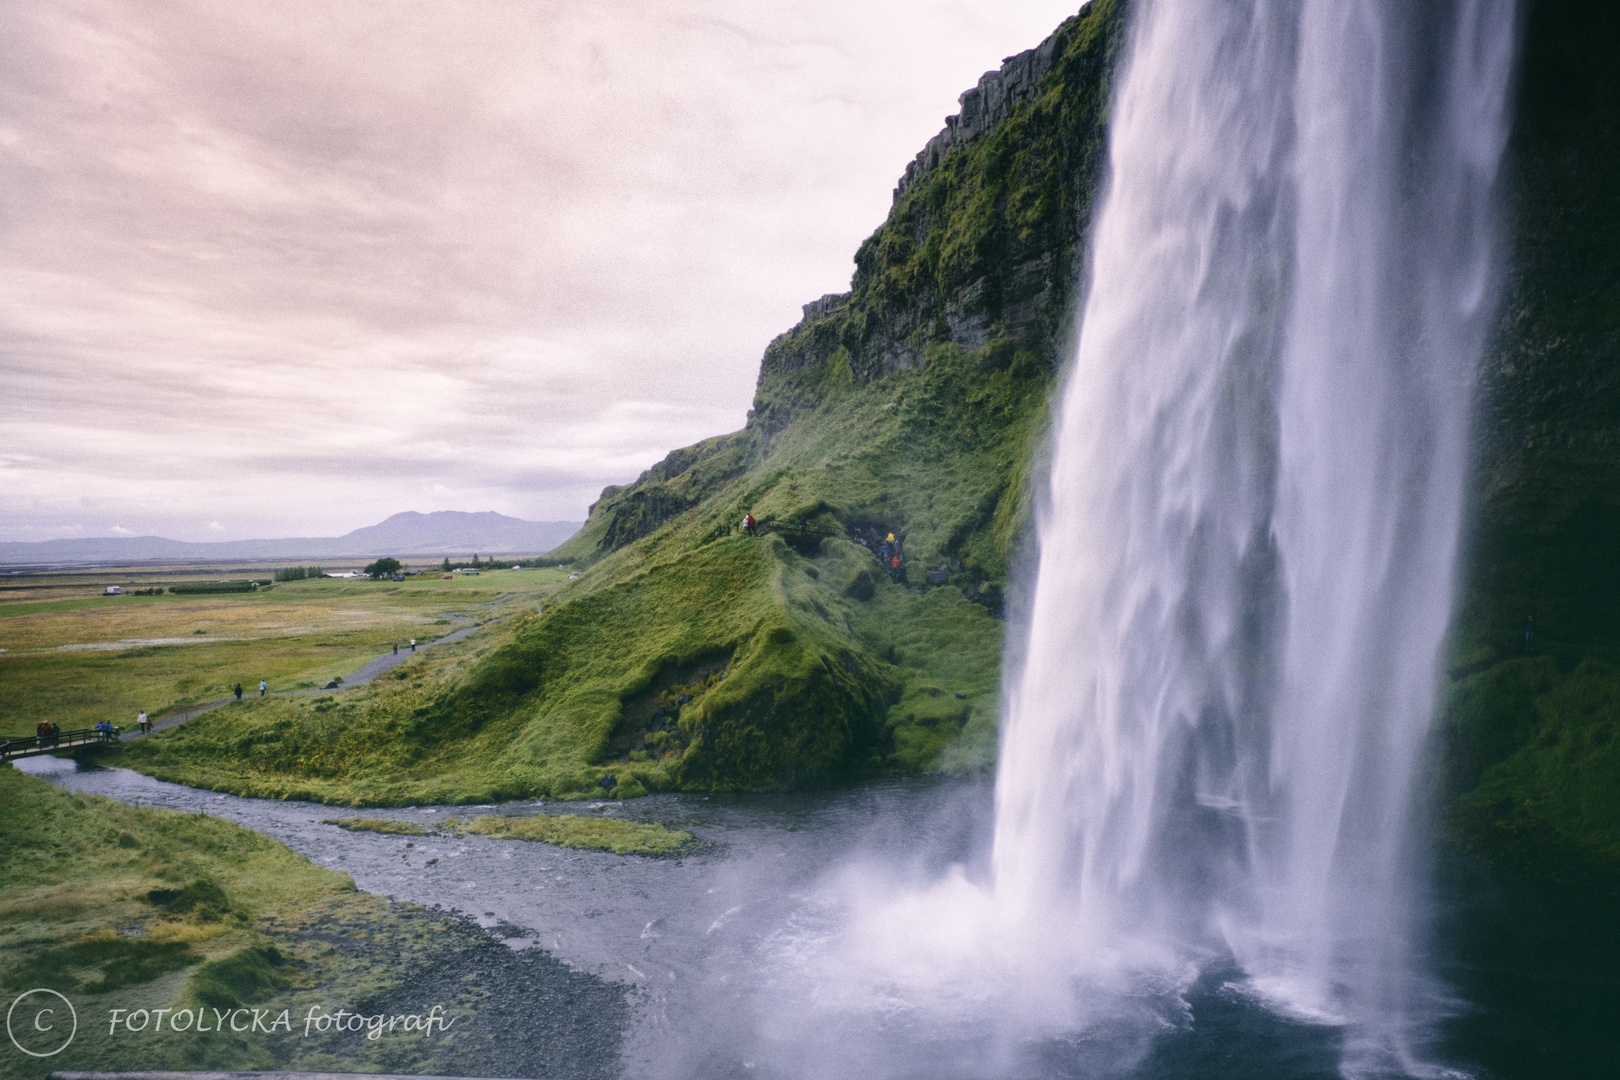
[{"x1": 16, "y1": 755, "x2": 1617, "y2": 1080}]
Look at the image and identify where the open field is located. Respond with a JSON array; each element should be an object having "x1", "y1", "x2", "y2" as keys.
[{"x1": 0, "y1": 565, "x2": 567, "y2": 739}]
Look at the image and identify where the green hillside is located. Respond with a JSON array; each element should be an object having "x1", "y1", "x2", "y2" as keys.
[{"x1": 122, "y1": 0, "x2": 1130, "y2": 804}]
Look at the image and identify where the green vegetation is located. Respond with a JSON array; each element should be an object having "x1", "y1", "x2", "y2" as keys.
[
  {"x1": 59, "y1": 3, "x2": 1128, "y2": 803},
  {"x1": 10, "y1": 0, "x2": 1617, "y2": 891},
  {"x1": 362, "y1": 558, "x2": 402, "y2": 579},
  {"x1": 273, "y1": 566, "x2": 324, "y2": 582},
  {"x1": 1441, "y1": 655, "x2": 1620, "y2": 873},
  {"x1": 116, "y1": 414, "x2": 1013, "y2": 803},
  {"x1": 319, "y1": 812, "x2": 697, "y2": 855},
  {"x1": 322, "y1": 818, "x2": 433, "y2": 836},
  {"x1": 450, "y1": 814, "x2": 699, "y2": 857},
  {"x1": 1438, "y1": 611, "x2": 1620, "y2": 878},
  {"x1": 0, "y1": 763, "x2": 346, "y2": 1072},
  {"x1": 439, "y1": 555, "x2": 574, "y2": 571},
  {"x1": 0, "y1": 569, "x2": 563, "y2": 741},
  {"x1": 169, "y1": 581, "x2": 262, "y2": 595},
  {"x1": 0, "y1": 766, "x2": 625, "y2": 1077}
]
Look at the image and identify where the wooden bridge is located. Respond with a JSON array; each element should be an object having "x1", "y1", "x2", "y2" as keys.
[{"x1": 0, "y1": 726, "x2": 120, "y2": 763}]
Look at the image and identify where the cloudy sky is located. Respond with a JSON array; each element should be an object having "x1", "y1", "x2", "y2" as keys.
[{"x1": 0, "y1": 0, "x2": 1082, "y2": 543}]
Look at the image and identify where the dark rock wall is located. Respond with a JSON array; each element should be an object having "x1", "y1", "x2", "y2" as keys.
[
  {"x1": 1469, "y1": 0, "x2": 1620, "y2": 639},
  {"x1": 1442, "y1": 0, "x2": 1620, "y2": 876}
]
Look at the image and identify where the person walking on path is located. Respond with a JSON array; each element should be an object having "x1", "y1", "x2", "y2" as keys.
[
  {"x1": 393, "y1": 642, "x2": 399, "y2": 655},
  {"x1": 137, "y1": 710, "x2": 148, "y2": 734},
  {"x1": 259, "y1": 680, "x2": 266, "y2": 697},
  {"x1": 234, "y1": 682, "x2": 243, "y2": 701},
  {"x1": 410, "y1": 638, "x2": 416, "y2": 652}
]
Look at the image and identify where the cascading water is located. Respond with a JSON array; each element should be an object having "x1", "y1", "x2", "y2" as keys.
[{"x1": 994, "y1": 0, "x2": 1514, "y2": 1074}]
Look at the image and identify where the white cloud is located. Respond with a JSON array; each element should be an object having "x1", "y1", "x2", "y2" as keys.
[{"x1": 0, "y1": 0, "x2": 1086, "y2": 543}]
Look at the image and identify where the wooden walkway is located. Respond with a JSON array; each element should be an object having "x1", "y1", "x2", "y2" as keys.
[{"x1": 0, "y1": 727, "x2": 119, "y2": 763}]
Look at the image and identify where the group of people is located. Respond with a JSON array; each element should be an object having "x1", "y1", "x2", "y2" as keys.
[
  {"x1": 33, "y1": 687, "x2": 280, "y2": 748},
  {"x1": 738, "y1": 512, "x2": 908, "y2": 582},
  {"x1": 876, "y1": 531, "x2": 906, "y2": 581}
]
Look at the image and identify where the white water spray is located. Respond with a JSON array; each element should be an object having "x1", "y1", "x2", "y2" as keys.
[{"x1": 994, "y1": 0, "x2": 1514, "y2": 1072}]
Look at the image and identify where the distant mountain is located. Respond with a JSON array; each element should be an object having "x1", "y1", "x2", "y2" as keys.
[{"x1": 0, "y1": 511, "x2": 582, "y2": 565}]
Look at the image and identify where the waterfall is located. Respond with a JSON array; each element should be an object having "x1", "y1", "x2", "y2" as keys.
[{"x1": 993, "y1": 0, "x2": 1514, "y2": 1073}]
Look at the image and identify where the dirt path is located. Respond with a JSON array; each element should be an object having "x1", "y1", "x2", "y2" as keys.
[{"x1": 123, "y1": 622, "x2": 483, "y2": 742}]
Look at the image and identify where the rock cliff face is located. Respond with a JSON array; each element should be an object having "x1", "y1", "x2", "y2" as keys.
[
  {"x1": 893, "y1": 33, "x2": 1067, "y2": 200},
  {"x1": 746, "y1": 0, "x2": 1124, "y2": 405},
  {"x1": 1469, "y1": 0, "x2": 1620, "y2": 631}
]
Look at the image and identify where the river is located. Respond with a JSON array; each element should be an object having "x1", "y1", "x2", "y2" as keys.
[{"x1": 16, "y1": 755, "x2": 1615, "y2": 1079}]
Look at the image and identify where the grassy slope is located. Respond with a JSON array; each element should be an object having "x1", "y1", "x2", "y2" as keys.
[
  {"x1": 113, "y1": 0, "x2": 1128, "y2": 804},
  {"x1": 0, "y1": 766, "x2": 624, "y2": 1078},
  {"x1": 0, "y1": 765, "x2": 393, "y2": 1074},
  {"x1": 119, "y1": 367, "x2": 1023, "y2": 806}
]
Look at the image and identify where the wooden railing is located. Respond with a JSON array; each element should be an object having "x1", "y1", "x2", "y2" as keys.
[{"x1": 0, "y1": 727, "x2": 120, "y2": 763}]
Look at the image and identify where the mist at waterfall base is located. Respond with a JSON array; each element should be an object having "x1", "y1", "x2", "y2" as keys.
[{"x1": 747, "y1": 1, "x2": 1517, "y2": 1077}]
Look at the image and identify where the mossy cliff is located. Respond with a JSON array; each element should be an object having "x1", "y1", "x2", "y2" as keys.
[{"x1": 1438, "y1": 0, "x2": 1620, "y2": 877}]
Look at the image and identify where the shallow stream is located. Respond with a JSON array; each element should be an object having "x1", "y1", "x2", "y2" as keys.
[{"x1": 16, "y1": 756, "x2": 1617, "y2": 1079}]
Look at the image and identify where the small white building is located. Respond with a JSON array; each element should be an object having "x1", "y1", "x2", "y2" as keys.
[{"x1": 104, "y1": 585, "x2": 122, "y2": 595}]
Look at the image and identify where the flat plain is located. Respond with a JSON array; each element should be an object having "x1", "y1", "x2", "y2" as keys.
[{"x1": 0, "y1": 564, "x2": 567, "y2": 739}]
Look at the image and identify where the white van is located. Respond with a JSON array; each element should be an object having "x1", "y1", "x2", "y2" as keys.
[{"x1": 104, "y1": 585, "x2": 122, "y2": 595}]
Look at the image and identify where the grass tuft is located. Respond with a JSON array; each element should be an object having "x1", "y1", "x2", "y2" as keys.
[{"x1": 449, "y1": 814, "x2": 700, "y2": 857}]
